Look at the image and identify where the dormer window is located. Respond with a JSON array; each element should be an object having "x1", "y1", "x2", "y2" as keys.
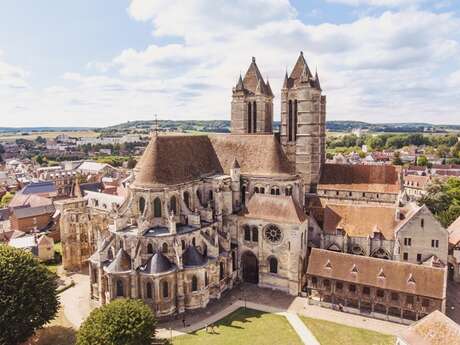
[
  {"x1": 377, "y1": 268, "x2": 385, "y2": 279},
  {"x1": 408, "y1": 274, "x2": 416, "y2": 284},
  {"x1": 324, "y1": 260, "x2": 332, "y2": 269},
  {"x1": 351, "y1": 264, "x2": 358, "y2": 273}
]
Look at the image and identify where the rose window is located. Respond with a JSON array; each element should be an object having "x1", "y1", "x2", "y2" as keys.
[{"x1": 264, "y1": 225, "x2": 282, "y2": 244}]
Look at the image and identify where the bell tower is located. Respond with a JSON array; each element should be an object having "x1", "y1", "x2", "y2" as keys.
[
  {"x1": 231, "y1": 57, "x2": 274, "y2": 134},
  {"x1": 280, "y1": 52, "x2": 326, "y2": 192}
]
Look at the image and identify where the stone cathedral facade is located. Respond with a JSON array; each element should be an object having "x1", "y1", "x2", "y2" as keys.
[{"x1": 86, "y1": 52, "x2": 324, "y2": 317}]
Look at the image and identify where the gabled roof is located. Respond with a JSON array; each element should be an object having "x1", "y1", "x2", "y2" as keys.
[
  {"x1": 448, "y1": 215, "x2": 460, "y2": 246},
  {"x1": 183, "y1": 245, "x2": 207, "y2": 268},
  {"x1": 210, "y1": 134, "x2": 292, "y2": 176},
  {"x1": 106, "y1": 249, "x2": 132, "y2": 273},
  {"x1": 22, "y1": 181, "x2": 56, "y2": 195},
  {"x1": 9, "y1": 193, "x2": 52, "y2": 208},
  {"x1": 323, "y1": 203, "x2": 398, "y2": 239},
  {"x1": 319, "y1": 164, "x2": 401, "y2": 193},
  {"x1": 307, "y1": 248, "x2": 446, "y2": 299},
  {"x1": 398, "y1": 310, "x2": 460, "y2": 345},
  {"x1": 12, "y1": 204, "x2": 55, "y2": 219},
  {"x1": 77, "y1": 161, "x2": 111, "y2": 173},
  {"x1": 140, "y1": 252, "x2": 176, "y2": 274},
  {"x1": 243, "y1": 194, "x2": 306, "y2": 224}
]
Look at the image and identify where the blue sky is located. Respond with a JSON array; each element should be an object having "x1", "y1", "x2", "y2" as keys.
[{"x1": 1, "y1": 0, "x2": 460, "y2": 126}]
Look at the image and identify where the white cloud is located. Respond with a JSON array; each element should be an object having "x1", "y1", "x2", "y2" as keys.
[
  {"x1": 325, "y1": 0, "x2": 424, "y2": 7},
  {"x1": 2, "y1": 1, "x2": 460, "y2": 126},
  {"x1": 0, "y1": 51, "x2": 28, "y2": 89}
]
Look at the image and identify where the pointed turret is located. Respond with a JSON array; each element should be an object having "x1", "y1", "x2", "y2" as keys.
[
  {"x1": 235, "y1": 74, "x2": 244, "y2": 91},
  {"x1": 290, "y1": 51, "x2": 312, "y2": 86},
  {"x1": 282, "y1": 71, "x2": 289, "y2": 89},
  {"x1": 231, "y1": 157, "x2": 241, "y2": 169},
  {"x1": 314, "y1": 68, "x2": 322, "y2": 91},
  {"x1": 266, "y1": 78, "x2": 274, "y2": 97}
]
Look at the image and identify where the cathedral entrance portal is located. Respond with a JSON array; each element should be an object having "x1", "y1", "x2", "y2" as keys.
[{"x1": 242, "y1": 251, "x2": 259, "y2": 284}]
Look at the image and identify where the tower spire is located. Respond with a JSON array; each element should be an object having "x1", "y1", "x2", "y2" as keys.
[{"x1": 283, "y1": 70, "x2": 289, "y2": 89}]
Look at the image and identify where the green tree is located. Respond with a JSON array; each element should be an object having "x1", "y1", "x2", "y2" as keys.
[
  {"x1": 34, "y1": 154, "x2": 44, "y2": 166},
  {"x1": 416, "y1": 155, "x2": 429, "y2": 166},
  {"x1": 452, "y1": 141, "x2": 460, "y2": 158},
  {"x1": 0, "y1": 245, "x2": 59, "y2": 345},
  {"x1": 0, "y1": 192, "x2": 13, "y2": 207},
  {"x1": 366, "y1": 135, "x2": 386, "y2": 150},
  {"x1": 76, "y1": 299, "x2": 157, "y2": 345}
]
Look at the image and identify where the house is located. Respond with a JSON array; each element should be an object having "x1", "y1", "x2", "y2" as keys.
[
  {"x1": 8, "y1": 234, "x2": 55, "y2": 261},
  {"x1": 396, "y1": 310, "x2": 460, "y2": 345},
  {"x1": 448, "y1": 215, "x2": 460, "y2": 282}
]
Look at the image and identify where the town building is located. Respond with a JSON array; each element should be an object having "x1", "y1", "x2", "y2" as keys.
[{"x1": 396, "y1": 310, "x2": 460, "y2": 345}]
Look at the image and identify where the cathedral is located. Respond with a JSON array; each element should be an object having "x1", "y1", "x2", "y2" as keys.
[{"x1": 81, "y1": 52, "x2": 448, "y2": 322}]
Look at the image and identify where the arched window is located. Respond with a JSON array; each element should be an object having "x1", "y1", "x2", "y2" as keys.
[
  {"x1": 170, "y1": 196, "x2": 177, "y2": 215},
  {"x1": 162, "y1": 242, "x2": 168, "y2": 253},
  {"x1": 147, "y1": 243, "x2": 154, "y2": 254},
  {"x1": 146, "y1": 282, "x2": 153, "y2": 299},
  {"x1": 192, "y1": 237, "x2": 196, "y2": 246},
  {"x1": 191, "y1": 275, "x2": 198, "y2": 292},
  {"x1": 232, "y1": 251, "x2": 236, "y2": 271},
  {"x1": 288, "y1": 100, "x2": 293, "y2": 142},
  {"x1": 162, "y1": 281, "x2": 169, "y2": 298},
  {"x1": 269, "y1": 257, "x2": 278, "y2": 274},
  {"x1": 108, "y1": 248, "x2": 114, "y2": 260},
  {"x1": 252, "y1": 227, "x2": 258, "y2": 242},
  {"x1": 248, "y1": 102, "x2": 252, "y2": 133},
  {"x1": 183, "y1": 191, "x2": 190, "y2": 209},
  {"x1": 242, "y1": 186, "x2": 246, "y2": 205},
  {"x1": 119, "y1": 240, "x2": 123, "y2": 250},
  {"x1": 253, "y1": 101, "x2": 257, "y2": 133},
  {"x1": 270, "y1": 186, "x2": 280, "y2": 195},
  {"x1": 181, "y1": 240, "x2": 186, "y2": 250},
  {"x1": 139, "y1": 197, "x2": 146, "y2": 214},
  {"x1": 244, "y1": 225, "x2": 251, "y2": 241},
  {"x1": 208, "y1": 190, "x2": 213, "y2": 201},
  {"x1": 219, "y1": 262, "x2": 225, "y2": 281},
  {"x1": 116, "y1": 280, "x2": 124, "y2": 297},
  {"x1": 254, "y1": 186, "x2": 260, "y2": 193},
  {"x1": 285, "y1": 186, "x2": 292, "y2": 196},
  {"x1": 205, "y1": 271, "x2": 209, "y2": 286},
  {"x1": 260, "y1": 187, "x2": 265, "y2": 194},
  {"x1": 153, "y1": 197, "x2": 162, "y2": 218}
]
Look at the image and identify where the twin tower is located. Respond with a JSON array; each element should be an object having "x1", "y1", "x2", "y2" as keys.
[{"x1": 230, "y1": 52, "x2": 326, "y2": 192}]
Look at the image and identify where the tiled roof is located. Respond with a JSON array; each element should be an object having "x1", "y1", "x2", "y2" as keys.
[
  {"x1": 105, "y1": 249, "x2": 132, "y2": 273},
  {"x1": 307, "y1": 248, "x2": 446, "y2": 299},
  {"x1": 243, "y1": 194, "x2": 306, "y2": 224},
  {"x1": 398, "y1": 310, "x2": 460, "y2": 345},
  {"x1": 183, "y1": 245, "x2": 207, "y2": 268},
  {"x1": 9, "y1": 193, "x2": 52, "y2": 208},
  {"x1": 140, "y1": 252, "x2": 176, "y2": 274},
  {"x1": 210, "y1": 134, "x2": 292, "y2": 176},
  {"x1": 133, "y1": 135, "x2": 223, "y2": 187},
  {"x1": 323, "y1": 203, "x2": 398, "y2": 239},
  {"x1": 77, "y1": 161, "x2": 111, "y2": 173},
  {"x1": 241, "y1": 57, "x2": 271, "y2": 96},
  {"x1": 13, "y1": 205, "x2": 55, "y2": 219},
  {"x1": 22, "y1": 181, "x2": 56, "y2": 195},
  {"x1": 448, "y1": 215, "x2": 460, "y2": 246},
  {"x1": 319, "y1": 164, "x2": 401, "y2": 193}
]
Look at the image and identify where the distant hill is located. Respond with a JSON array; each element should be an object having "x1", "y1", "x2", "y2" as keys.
[
  {"x1": 103, "y1": 120, "x2": 460, "y2": 134},
  {"x1": 1, "y1": 120, "x2": 459, "y2": 134}
]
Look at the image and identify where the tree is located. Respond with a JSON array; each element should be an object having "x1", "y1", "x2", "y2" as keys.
[
  {"x1": 416, "y1": 155, "x2": 429, "y2": 166},
  {"x1": 76, "y1": 299, "x2": 157, "y2": 345},
  {"x1": 392, "y1": 151, "x2": 403, "y2": 165},
  {"x1": 34, "y1": 154, "x2": 44, "y2": 166},
  {"x1": 127, "y1": 156, "x2": 137, "y2": 169},
  {"x1": 0, "y1": 245, "x2": 59, "y2": 345},
  {"x1": 0, "y1": 192, "x2": 13, "y2": 207}
]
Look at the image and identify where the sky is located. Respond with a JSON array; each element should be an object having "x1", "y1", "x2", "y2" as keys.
[{"x1": 1, "y1": 0, "x2": 460, "y2": 127}]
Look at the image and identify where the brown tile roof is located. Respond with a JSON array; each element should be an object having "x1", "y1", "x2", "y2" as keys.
[
  {"x1": 241, "y1": 57, "x2": 271, "y2": 96},
  {"x1": 398, "y1": 310, "x2": 460, "y2": 345},
  {"x1": 448, "y1": 215, "x2": 460, "y2": 246},
  {"x1": 9, "y1": 193, "x2": 52, "y2": 208},
  {"x1": 210, "y1": 134, "x2": 292, "y2": 176},
  {"x1": 307, "y1": 248, "x2": 446, "y2": 299},
  {"x1": 242, "y1": 194, "x2": 306, "y2": 224},
  {"x1": 133, "y1": 135, "x2": 223, "y2": 187},
  {"x1": 404, "y1": 174, "x2": 431, "y2": 188},
  {"x1": 323, "y1": 204, "x2": 398, "y2": 239},
  {"x1": 319, "y1": 164, "x2": 402, "y2": 193}
]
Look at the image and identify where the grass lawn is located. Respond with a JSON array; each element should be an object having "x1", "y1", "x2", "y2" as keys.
[
  {"x1": 172, "y1": 308, "x2": 303, "y2": 345},
  {"x1": 300, "y1": 316, "x2": 395, "y2": 345}
]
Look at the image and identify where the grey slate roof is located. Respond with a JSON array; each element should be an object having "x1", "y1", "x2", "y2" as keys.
[
  {"x1": 140, "y1": 252, "x2": 176, "y2": 274},
  {"x1": 183, "y1": 245, "x2": 207, "y2": 268},
  {"x1": 22, "y1": 181, "x2": 56, "y2": 195},
  {"x1": 105, "y1": 249, "x2": 132, "y2": 273},
  {"x1": 13, "y1": 205, "x2": 55, "y2": 219}
]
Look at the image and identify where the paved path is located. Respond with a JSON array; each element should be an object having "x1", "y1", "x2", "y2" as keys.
[{"x1": 284, "y1": 312, "x2": 320, "y2": 345}]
